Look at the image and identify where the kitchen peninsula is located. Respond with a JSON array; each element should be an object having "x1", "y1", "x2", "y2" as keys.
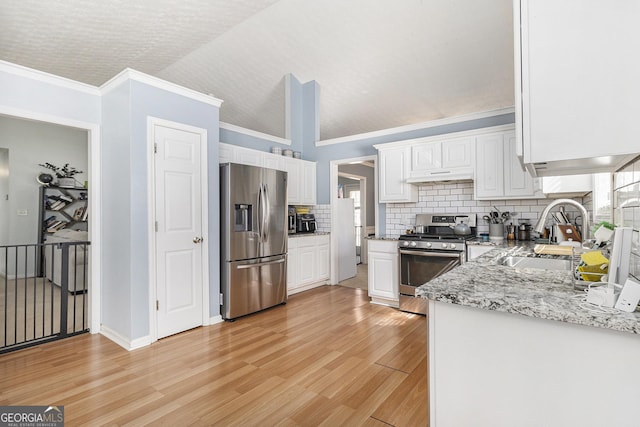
[{"x1": 417, "y1": 246, "x2": 640, "y2": 427}]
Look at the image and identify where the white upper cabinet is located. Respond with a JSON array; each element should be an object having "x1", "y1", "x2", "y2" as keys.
[
  {"x1": 411, "y1": 142, "x2": 442, "y2": 172},
  {"x1": 475, "y1": 129, "x2": 541, "y2": 200},
  {"x1": 515, "y1": 0, "x2": 640, "y2": 175},
  {"x1": 219, "y1": 143, "x2": 316, "y2": 205},
  {"x1": 408, "y1": 137, "x2": 473, "y2": 182},
  {"x1": 442, "y1": 138, "x2": 474, "y2": 169},
  {"x1": 377, "y1": 145, "x2": 418, "y2": 203}
]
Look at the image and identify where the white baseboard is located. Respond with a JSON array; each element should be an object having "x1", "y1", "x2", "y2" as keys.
[
  {"x1": 370, "y1": 297, "x2": 399, "y2": 308},
  {"x1": 287, "y1": 280, "x2": 329, "y2": 296},
  {"x1": 209, "y1": 315, "x2": 223, "y2": 325},
  {"x1": 100, "y1": 325, "x2": 152, "y2": 351}
]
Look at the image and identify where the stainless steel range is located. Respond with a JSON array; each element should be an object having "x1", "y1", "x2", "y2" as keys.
[{"x1": 398, "y1": 213, "x2": 477, "y2": 315}]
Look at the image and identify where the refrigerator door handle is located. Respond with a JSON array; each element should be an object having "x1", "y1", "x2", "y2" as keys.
[
  {"x1": 263, "y1": 184, "x2": 271, "y2": 242},
  {"x1": 256, "y1": 184, "x2": 263, "y2": 243},
  {"x1": 258, "y1": 183, "x2": 267, "y2": 243},
  {"x1": 236, "y1": 258, "x2": 285, "y2": 270}
]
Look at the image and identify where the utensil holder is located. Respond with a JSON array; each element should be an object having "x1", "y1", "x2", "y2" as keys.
[{"x1": 489, "y1": 223, "x2": 504, "y2": 241}]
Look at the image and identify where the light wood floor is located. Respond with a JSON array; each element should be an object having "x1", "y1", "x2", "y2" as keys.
[{"x1": 0, "y1": 285, "x2": 428, "y2": 426}]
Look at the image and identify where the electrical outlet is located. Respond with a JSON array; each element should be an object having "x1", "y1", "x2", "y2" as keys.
[{"x1": 17, "y1": 209, "x2": 27, "y2": 216}]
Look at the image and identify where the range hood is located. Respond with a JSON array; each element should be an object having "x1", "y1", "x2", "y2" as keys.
[{"x1": 406, "y1": 167, "x2": 474, "y2": 184}]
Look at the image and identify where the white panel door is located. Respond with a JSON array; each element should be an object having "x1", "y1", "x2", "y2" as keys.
[
  {"x1": 475, "y1": 133, "x2": 504, "y2": 199},
  {"x1": 442, "y1": 138, "x2": 473, "y2": 168},
  {"x1": 337, "y1": 198, "x2": 357, "y2": 282},
  {"x1": 503, "y1": 131, "x2": 535, "y2": 197},
  {"x1": 154, "y1": 124, "x2": 204, "y2": 339}
]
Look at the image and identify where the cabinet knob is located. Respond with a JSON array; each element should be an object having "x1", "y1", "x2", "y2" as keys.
[{"x1": 193, "y1": 237, "x2": 203, "y2": 244}]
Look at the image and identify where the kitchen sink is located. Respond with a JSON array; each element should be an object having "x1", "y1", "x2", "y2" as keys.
[{"x1": 498, "y1": 256, "x2": 572, "y2": 271}]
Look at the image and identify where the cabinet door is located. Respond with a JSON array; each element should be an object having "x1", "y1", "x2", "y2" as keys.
[
  {"x1": 411, "y1": 142, "x2": 442, "y2": 174},
  {"x1": 503, "y1": 132, "x2": 536, "y2": 197},
  {"x1": 518, "y1": 0, "x2": 640, "y2": 164},
  {"x1": 219, "y1": 143, "x2": 234, "y2": 164},
  {"x1": 367, "y1": 240, "x2": 398, "y2": 302},
  {"x1": 378, "y1": 146, "x2": 417, "y2": 203},
  {"x1": 282, "y1": 158, "x2": 301, "y2": 204},
  {"x1": 442, "y1": 138, "x2": 473, "y2": 168},
  {"x1": 263, "y1": 153, "x2": 284, "y2": 171},
  {"x1": 234, "y1": 146, "x2": 263, "y2": 166},
  {"x1": 474, "y1": 133, "x2": 504, "y2": 199},
  {"x1": 368, "y1": 250, "x2": 398, "y2": 301},
  {"x1": 296, "y1": 242, "x2": 316, "y2": 284},
  {"x1": 287, "y1": 240, "x2": 298, "y2": 294},
  {"x1": 316, "y1": 236, "x2": 330, "y2": 281},
  {"x1": 300, "y1": 161, "x2": 317, "y2": 205}
]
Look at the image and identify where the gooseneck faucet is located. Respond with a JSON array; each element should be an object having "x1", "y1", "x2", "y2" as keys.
[{"x1": 534, "y1": 198, "x2": 590, "y2": 240}]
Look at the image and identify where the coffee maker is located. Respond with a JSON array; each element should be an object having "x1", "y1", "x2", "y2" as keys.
[{"x1": 287, "y1": 206, "x2": 297, "y2": 235}]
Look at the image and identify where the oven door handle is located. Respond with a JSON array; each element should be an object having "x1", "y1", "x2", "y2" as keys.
[{"x1": 399, "y1": 249, "x2": 462, "y2": 258}]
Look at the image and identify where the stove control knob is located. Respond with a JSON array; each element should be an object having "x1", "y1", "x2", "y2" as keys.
[
  {"x1": 410, "y1": 241, "x2": 417, "y2": 247},
  {"x1": 403, "y1": 241, "x2": 410, "y2": 247},
  {"x1": 425, "y1": 242, "x2": 432, "y2": 248},
  {"x1": 450, "y1": 243, "x2": 457, "y2": 249},
  {"x1": 441, "y1": 243, "x2": 448, "y2": 249}
]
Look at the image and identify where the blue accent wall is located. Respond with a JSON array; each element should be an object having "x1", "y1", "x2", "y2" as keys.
[{"x1": 101, "y1": 79, "x2": 220, "y2": 341}]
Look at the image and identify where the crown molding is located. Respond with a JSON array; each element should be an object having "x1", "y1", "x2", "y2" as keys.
[
  {"x1": 100, "y1": 68, "x2": 223, "y2": 107},
  {"x1": 0, "y1": 60, "x2": 101, "y2": 96},
  {"x1": 220, "y1": 122, "x2": 291, "y2": 146},
  {"x1": 317, "y1": 107, "x2": 516, "y2": 147}
]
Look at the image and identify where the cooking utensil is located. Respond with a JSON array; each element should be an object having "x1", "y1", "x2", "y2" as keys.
[
  {"x1": 483, "y1": 215, "x2": 492, "y2": 223},
  {"x1": 451, "y1": 216, "x2": 472, "y2": 235}
]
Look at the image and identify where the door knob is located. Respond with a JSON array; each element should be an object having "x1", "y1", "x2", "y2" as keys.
[{"x1": 193, "y1": 237, "x2": 203, "y2": 243}]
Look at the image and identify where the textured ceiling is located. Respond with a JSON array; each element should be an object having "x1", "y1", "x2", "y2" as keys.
[{"x1": 0, "y1": 0, "x2": 515, "y2": 141}]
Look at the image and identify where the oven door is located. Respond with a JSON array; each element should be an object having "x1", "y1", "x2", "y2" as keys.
[{"x1": 399, "y1": 249, "x2": 463, "y2": 314}]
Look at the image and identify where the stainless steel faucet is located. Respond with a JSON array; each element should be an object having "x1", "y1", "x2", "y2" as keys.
[{"x1": 534, "y1": 198, "x2": 590, "y2": 240}]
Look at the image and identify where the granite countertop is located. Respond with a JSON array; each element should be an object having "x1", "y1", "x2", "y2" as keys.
[
  {"x1": 288, "y1": 231, "x2": 330, "y2": 238},
  {"x1": 365, "y1": 235, "x2": 400, "y2": 241},
  {"x1": 416, "y1": 245, "x2": 640, "y2": 335}
]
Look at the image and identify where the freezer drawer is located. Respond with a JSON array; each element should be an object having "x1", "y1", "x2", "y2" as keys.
[{"x1": 222, "y1": 254, "x2": 287, "y2": 319}]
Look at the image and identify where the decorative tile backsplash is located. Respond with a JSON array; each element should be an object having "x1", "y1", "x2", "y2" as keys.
[
  {"x1": 384, "y1": 181, "x2": 586, "y2": 237},
  {"x1": 613, "y1": 156, "x2": 640, "y2": 281},
  {"x1": 310, "y1": 204, "x2": 331, "y2": 232}
]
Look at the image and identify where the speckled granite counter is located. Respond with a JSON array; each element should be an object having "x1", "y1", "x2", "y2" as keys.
[
  {"x1": 288, "y1": 231, "x2": 330, "y2": 238},
  {"x1": 416, "y1": 245, "x2": 640, "y2": 335},
  {"x1": 365, "y1": 235, "x2": 400, "y2": 241}
]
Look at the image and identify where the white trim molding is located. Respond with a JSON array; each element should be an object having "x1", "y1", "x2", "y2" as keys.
[
  {"x1": 317, "y1": 107, "x2": 515, "y2": 147},
  {"x1": 0, "y1": 60, "x2": 101, "y2": 96},
  {"x1": 100, "y1": 326, "x2": 153, "y2": 351},
  {"x1": 0, "y1": 105, "x2": 102, "y2": 336},
  {"x1": 146, "y1": 116, "x2": 210, "y2": 343},
  {"x1": 220, "y1": 121, "x2": 291, "y2": 146},
  {"x1": 100, "y1": 68, "x2": 223, "y2": 107}
]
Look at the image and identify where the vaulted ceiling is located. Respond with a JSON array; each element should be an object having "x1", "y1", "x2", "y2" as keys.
[{"x1": 0, "y1": 0, "x2": 515, "y2": 141}]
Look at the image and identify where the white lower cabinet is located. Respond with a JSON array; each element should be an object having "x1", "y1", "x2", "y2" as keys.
[
  {"x1": 287, "y1": 234, "x2": 330, "y2": 295},
  {"x1": 367, "y1": 239, "x2": 399, "y2": 307}
]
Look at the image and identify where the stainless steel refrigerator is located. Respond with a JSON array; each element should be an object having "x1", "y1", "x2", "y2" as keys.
[{"x1": 220, "y1": 163, "x2": 288, "y2": 319}]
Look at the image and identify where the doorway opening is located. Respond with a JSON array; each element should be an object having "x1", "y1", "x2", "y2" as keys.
[
  {"x1": 330, "y1": 157, "x2": 377, "y2": 291},
  {"x1": 0, "y1": 113, "x2": 96, "y2": 353}
]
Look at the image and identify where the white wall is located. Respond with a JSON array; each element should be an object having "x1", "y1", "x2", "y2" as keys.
[
  {"x1": 0, "y1": 149, "x2": 8, "y2": 246},
  {"x1": 0, "y1": 116, "x2": 88, "y2": 246}
]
